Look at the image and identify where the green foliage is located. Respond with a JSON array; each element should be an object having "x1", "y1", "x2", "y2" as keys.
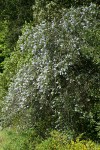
[
  {"x1": 0, "y1": 0, "x2": 100, "y2": 147},
  {"x1": 33, "y1": 0, "x2": 100, "y2": 24},
  {"x1": 0, "y1": 21, "x2": 9, "y2": 73},
  {"x1": 0, "y1": 0, "x2": 34, "y2": 51},
  {"x1": 0, "y1": 0, "x2": 99, "y2": 54},
  {"x1": 36, "y1": 131, "x2": 100, "y2": 150},
  {"x1": 0, "y1": 129, "x2": 99, "y2": 150},
  {"x1": 0, "y1": 128, "x2": 42, "y2": 150},
  {"x1": 2, "y1": 4, "x2": 100, "y2": 140}
]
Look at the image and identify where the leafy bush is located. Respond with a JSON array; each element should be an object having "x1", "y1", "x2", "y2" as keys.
[
  {"x1": 36, "y1": 131, "x2": 100, "y2": 150},
  {"x1": 2, "y1": 4, "x2": 100, "y2": 139}
]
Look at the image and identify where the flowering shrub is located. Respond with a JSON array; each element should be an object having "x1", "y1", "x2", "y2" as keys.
[{"x1": 3, "y1": 4, "x2": 100, "y2": 138}]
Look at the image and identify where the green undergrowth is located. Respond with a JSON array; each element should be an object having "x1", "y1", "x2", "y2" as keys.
[
  {"x1": 0, "y1": 128, "x2": 42, "y2": 150},
  {"x1": 36, "y1": 131, "x2": 100, "y2": 150},
  {"x1": 0, "y1": 129, "x2": 100, "y2": 150}
]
